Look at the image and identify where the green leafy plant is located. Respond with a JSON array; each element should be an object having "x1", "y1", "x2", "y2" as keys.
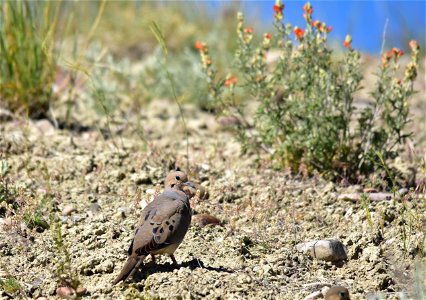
[{"x1": 197, "y1": 1, "x2": 420, "y2": 182}]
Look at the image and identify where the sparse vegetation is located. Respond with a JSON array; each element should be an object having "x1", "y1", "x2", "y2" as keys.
[
  {"x1": 197, "y1": 1, "x2": 420, "y2": 183},
  {"x1": 0, "y1": 1, "x2": 62, "y2": 118},
  {"x1": 0, "y1": 275, "x2": 21, "y2": 296},
  {"x1": 0, "y1": 1, "x2": 425, "y2": 299}
]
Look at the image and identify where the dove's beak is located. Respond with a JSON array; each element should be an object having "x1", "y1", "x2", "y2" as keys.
[{"x1": 184, "y1": 181, "x2": 195, "y2": 189}]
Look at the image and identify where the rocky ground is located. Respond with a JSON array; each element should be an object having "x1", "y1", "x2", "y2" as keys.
[{"x1": 0, "y1": 97, "x2": 425, "y2": 300}]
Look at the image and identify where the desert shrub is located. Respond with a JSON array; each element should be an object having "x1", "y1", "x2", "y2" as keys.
[
  {"x1": 0, "y1": 1, "x2": 63, "y2": 118},
  {"x1": 197, "y1": 1, "x2": 420, "y2": 182}
]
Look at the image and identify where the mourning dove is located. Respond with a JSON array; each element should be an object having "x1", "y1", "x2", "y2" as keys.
[
  {"x1": 324, "y1": 286, "x2": 350, "y2": 300},
  {"x1": 113, "y1": 171, "x2": 194, "y2": 284}
]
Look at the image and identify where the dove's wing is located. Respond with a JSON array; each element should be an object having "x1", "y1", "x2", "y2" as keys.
[{"x1": 129, "y1": 190, "x2": 191, "y2": 257}]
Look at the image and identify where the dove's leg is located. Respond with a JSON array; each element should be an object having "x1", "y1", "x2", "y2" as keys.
[
  {"x1": 150, "y1": 254, "x2": 156, "y2": 264},
  {"x1": 170, "y1": 254, "x2": 178, "y2": 265}
]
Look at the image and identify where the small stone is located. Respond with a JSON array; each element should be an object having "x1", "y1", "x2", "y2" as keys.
[
  {"x1": 338, "y1": 193, "x2": 393, "y2": 202},
  {"x1": 56, "y1": 286, "x2": 76, "y2": 299},
  {"x1": 139, "y1": 200, "x2": 149, "y2": 210},
  {"x1": 118, "y1": 207, "x2": 131, "y2": 218},
  {"x1": 236, "y1": 274, "x2": 252, "y2": 284},
  {"x1": 0, "y1": 270, "x2": 9, "y2": 278},
  {"x1": 217, "y1": 116, "x2": 241, "y2": 127},
  {"x1": 323, "y1": 286, "x2": 350, "y2": 300},
  {"x1": 89, "y1": 203, "x2": 101, "y2": 215},
  {"x1": 35, "y1": 119, "x2": 55, "y2": 136},
  {"x1": 200, "y1": 164, "x2": 210, "y2": 171},
  {"x1": 76, "y1": 287, "x2": 87, "y2": 296},
  {"x1": 145, "y1": 188, "x2": 156, "y2": 195},
  {"x1": 398, "y1": 188, "x2": 409, "y2": 196},
  {"x1": 36, "y1": 297, "x2": 48, "y2": 300},
  {"x1": 0, "y1": 108, "x2": 12, "y2": 122},
  {"x1": 62, "y1": 205, "x2": 76, "y2": 216},
  {"x1": 0, "y1": 217, "x2": 13, "y2": 227},
  {"x1": 192, "y1": 214, "x2": 221, "y2": 228},
  {"x1": 296, "y1": 239, "x2": 347, "y2": 262}
]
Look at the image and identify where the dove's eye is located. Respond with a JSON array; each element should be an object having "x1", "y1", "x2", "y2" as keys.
[{"x1": 175, "y1": 176, "x2": 180, "y2": 180}]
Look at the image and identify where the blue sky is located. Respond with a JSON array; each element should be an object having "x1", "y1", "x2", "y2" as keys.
[{"x1": 209, "y1": 1, "x2": 425, "y2": 54}]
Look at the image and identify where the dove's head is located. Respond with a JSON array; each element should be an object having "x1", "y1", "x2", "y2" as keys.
[
  {"x1": 165, "y1": 170, "x2": 195, "y2": 196},
  {"x1": 324, "y1": 286, "x2": 350, "y2": 300}
]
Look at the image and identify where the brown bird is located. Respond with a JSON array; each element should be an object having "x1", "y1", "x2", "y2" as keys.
[
  {"x1": 113, "y1": 171, "x2": 194, "y2": 284},
  {"x1": 324, "y1": 286, "x2": 350, "y2": 300}
]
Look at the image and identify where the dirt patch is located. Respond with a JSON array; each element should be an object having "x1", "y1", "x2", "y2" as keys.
[{"x1": 0, "y1": 100, "x2": 425, "y2": 299}]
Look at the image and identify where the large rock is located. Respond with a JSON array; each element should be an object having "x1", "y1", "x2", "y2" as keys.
[{"x1": 296, "y1": 239, "x2": 347, "y2": 262}]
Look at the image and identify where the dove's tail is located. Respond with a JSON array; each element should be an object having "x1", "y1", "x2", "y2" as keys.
[{"x1": 113, "y1": 256, "x2": 143, "y2": 285}]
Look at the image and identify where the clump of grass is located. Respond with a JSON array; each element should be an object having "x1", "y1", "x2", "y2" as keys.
[
  {"x1": 197, "y1": 1, "x2": 420, "y2": 183},
  {"x1": 0, "y1": 1, "x2": 62, "y2": 118},
  {"x1": 0, "y1": 276, "x2": 21, "y2": 296}
]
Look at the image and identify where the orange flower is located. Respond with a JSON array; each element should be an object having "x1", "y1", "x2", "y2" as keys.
[
  {"x1": 343, "y1": 34, "x2": 352, "y2": 49},
  {"x1": 311, "y1": 20, "x2": 320, "y2": 28},
  {"x1": 303, "y1": 2, "x2": 313, "y2": 19},
  {"x1": 195, "y1": 41, "x2": 204, "y2": 51},
  {"x1": 327, "y1": 26, "x2": 332, "y2": 32},
  {"x1": 225, "y1": 76, "x2": 237, "y2": 87},
  {"x1": 273, "y1": 4, "x2": 284, "y2": 13},
  {"x1": 244, "y1": 27, "x2": 253, "y2": 33},
  {"x1": 392, "y1": 47, "x2": 404, "y2": 58},
  {"x1": 273, "y1": 0, "x2": 284, "y2": 21},
  {"x1": 294, "y1": 27, "x2": 305, "y2": 39},
  {"x1": 409, "y1": 40, "x2": 419, "y2": 52},
  {"x1": 385, "y1": 50, "x2": 393, "y2": 59},
  {"x1": 265, "y1": 33, "x2": 271, "y2": 40}
]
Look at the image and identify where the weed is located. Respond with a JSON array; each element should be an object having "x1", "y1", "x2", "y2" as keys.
[
  {"x1": 197, "y1": 1, "x2": 420, "y2": 182},
  {"x1": 0, "y1": 276, "x2": 21, "y2": 296},
  {"x1": 51, "y1": 219, "x2": 80, "y2": 290},
  {"x1": 0, "y1": 1, "x2": 62, "y2": 118}
]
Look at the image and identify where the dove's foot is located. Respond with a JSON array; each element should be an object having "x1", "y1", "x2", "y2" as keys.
[{"x1": 170, "y1": 254, "x2": 178, "y2": 265}]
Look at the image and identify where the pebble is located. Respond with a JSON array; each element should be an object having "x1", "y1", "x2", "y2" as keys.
[
  {"x1": 62, "y1": 205, "x2": 76, "y2": 216},
  {"x1": 89, "y1": 203, "x2": 101, "y2": 215},
  {"x1": 36, "y1": 297, "x2": 48, "y2": 300},
  {"x1": 338, "y1": 193, "x2": 392, "y2": 202},
  {"x1": 76, "y1": 287, "x2": 87, "y2": 296},
  {"x1": 323, "y1": 285, "x2": 350, "y2": 300},
  {"x1": 192, "y1": 214, "x2": 221, "y2": 228},
  {"x1": 118, "y1": 207, "x2": 131, "y2": 218},
  {"x1": 56, "y1": 286, "x2": 76, "y2": 299},
  {"x1": 145, "y1": 188, "x2": 156, "y2": 195},
  {"x1": 34, "y1": 119, "x2": 56, "y2": 136},
  {"x1": 398, "y1": 188, "x2": 409, "y2": 196},
  {"x1": 217, "y1": 116, "x2": 241, "y2": 127},
  {"x1": 139, "y1": 199, "x2": 149, "y2": 210},
  {"x1": 296, "y1": 239, "x2": 347, "y2": 262}
]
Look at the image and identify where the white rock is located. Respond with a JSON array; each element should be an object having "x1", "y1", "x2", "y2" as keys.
[{"x1": 296, "y1": 239, "x2": 347, "y2": 262}]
